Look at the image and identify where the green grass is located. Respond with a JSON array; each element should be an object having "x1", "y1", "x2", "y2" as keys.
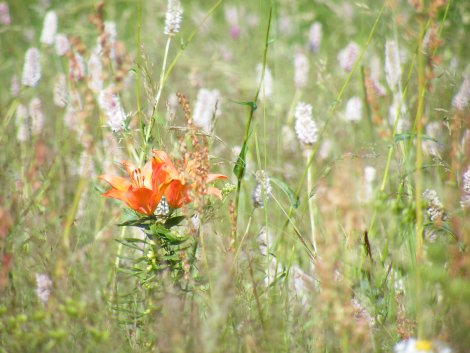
[{"x1": 1, "y1": 0, "x2": 470, "y2": 352}]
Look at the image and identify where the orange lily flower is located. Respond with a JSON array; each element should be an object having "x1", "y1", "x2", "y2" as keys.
[
  {"x1": 99, "y1": 157, "x2": 169, "y2": 215},
  {"x1": 152, "y1": 150, "x2": 227, "y2": 209}
]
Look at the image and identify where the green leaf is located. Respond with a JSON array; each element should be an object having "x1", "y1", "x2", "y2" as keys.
[
  {"x1": 164, "y1": 216, "x2": 186, "y2": 229},
  {"x1": 270, "y1": 177, "x2": 300, "y2": 208},
  {"x1": 394, "y1": 132, "x2": 438, "y2": 143},
  {"x1": 228, "y1": 99, "x2": 257, "y2": 111}
]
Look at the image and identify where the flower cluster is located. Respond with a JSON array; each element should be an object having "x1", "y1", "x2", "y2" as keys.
[
  {"x1": 100, "y1": 150, "x2": 227, "y2": 215},
  {"x1": 422, "y1": 189, "x2": 444, "y2": 222},
  {"x1": 294, "y1": 102, "x2": 318, "y2": 146},
  {"x1": 394, "y1": 338, "x2": 452, "y2": 353},
  {"x1": 252, "y1": 170, "x2": 272, "y2": 208},
  {"x1": 461, "y1": 166, "x2": 470, "y2": 209}
]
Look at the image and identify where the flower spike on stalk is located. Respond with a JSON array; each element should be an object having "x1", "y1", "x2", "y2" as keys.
[{"x1": 152, "y1": 150, "x2": 227, "y2": 209}]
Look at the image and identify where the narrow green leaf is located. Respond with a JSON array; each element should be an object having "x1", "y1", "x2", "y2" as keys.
[{"x1": 270, "y1": 177, "x2": 300, "y2": 208}]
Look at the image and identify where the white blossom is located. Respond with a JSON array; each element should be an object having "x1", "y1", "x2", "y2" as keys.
[
  {"x1": 343, "y1": 96, "x2": 362, "y2": 122},
  {"x1": 54, "y1": 34, "x2": 70, "y2": 56},
  {"x1": 10, "y1": 75, "x2": 19, "y2": 97},
  {"x1": 385, "y1": 39, "x2": 402, "y2": 91},
  {"x1": 22, "y1": 48, "x2": 41, "y2": 87},
  {"x1": 308, "y1": 22, "x2": 322, "y2": 53},
  {"x1": 0, "y1": 2, "x2": 10, "y2": 26},
  {"x1": 423, "y1": 189, "x2": 444, "y2": 222},
  {"x1": 53, "y1": 74, "x2": 67, "y2": 107},
  {"x1": 98, "y1": 86, "x2": 126, "y2": 132},
  {"x1": 452, "y1": 74, "x2": 470, "y2": 111},
  {"x1": 294, "y1": 51, "x2": 309, "y2": 89},
  {"x1": 256, "y1": 64, "x2": 273, "y2": 100},
  {"x1": 40, "y1": 11, "x2": 58, "y2": 45},
  {"x1": 69, "y1": 52, "x2": 86, "y2": 82},
  {"x1": 16, "y1": 104, "x2": 29, "y2": 143},
  {"x1": 294, "y1": 102, "x2": 318, "y2": 146},
  {"x1": 87, "y1": 51, "x2": 103, "y2": 93},
  {"x1": 252, "y1": 170, "x2": 272, "y2": 208},
  {"x1": 461, "y1": 167, "x2": 470, "y2": 208},
  {"x1": 394, "y1": 338, "x2": 452, "y2": 353},
  {"x1": 35, "y1": 273, "x2": 52, "y2": 305},
  {"x1": 29, "y1": 98, "x2": 45, "y2": 135},
  {"x1": 164, "y1": 0, "x2": 183, "y2": 36},
  {"x1": 337, "y1": 42, "x2": 359, "y2": 72},
  {"x1": 193, "y1": 88, "x2": 221, "y2": 133}
]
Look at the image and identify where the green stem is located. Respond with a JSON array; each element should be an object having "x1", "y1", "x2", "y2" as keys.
[
  {"x1": 415, "y1": 4, "x2": 427, "y2": 340},
  {"x1": 233, "y1": 7, "x2": 273, "y2": 233},
  {"x1": 139, "y1": 36, "x2": 172, "y2": 163},
  {"x1": 306, "y1": 149, "x2": 317, "y2": 255}
]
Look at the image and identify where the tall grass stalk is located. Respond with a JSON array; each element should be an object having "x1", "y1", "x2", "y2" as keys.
[
  {"x1": 414, "y1": 2, "x2": 427, "y2": 339},
  {"x1": 233, "y1": 6, "x2": 273, "y2": 234}
]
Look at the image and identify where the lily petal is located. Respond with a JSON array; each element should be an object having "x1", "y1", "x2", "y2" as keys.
[
  {"x1": 207, "y1": 186, "x2": 223, "y2": 200},
  {"x1": 99, "y1": 174, "x2": 131, "y2": 191},
  {"x1": 207, "y1": 173, "x2": 227, "y2": 183}
]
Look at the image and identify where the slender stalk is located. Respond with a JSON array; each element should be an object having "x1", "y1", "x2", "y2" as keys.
[
  {"x1": 414, "y1": 2, "x2": 427, "y2": 339},
  {"x1": 306, "y1": 148, "x2": 317, "y2": 255},
  {"x1": 163, "y1": 0, "x2": 224, "y2": 84},
  {"x1": 135, "y1": 0, "x2": 145, "y2": 149},
  {"x1": 233, "y1": 7, "x2": 273, "y2": 232},
  {"x1": 140, "y1": 36, "x2": 172, "y2": 163}
]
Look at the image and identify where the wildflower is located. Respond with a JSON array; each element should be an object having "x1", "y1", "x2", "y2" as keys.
[
  {"x1": 423, "y1": 189, "x2": 444, "y2": 222},
  {"x1": 256, "y1": 64, "x2": 273, "y2": 100},
  {"x1": 290, "y1": 265, "x2": 314, "y2": 305},
  {"x1": 257, "y1": 227, "x2": 274, "y2": 256},
  {"x1": 294, "y1": 102, "x2": 318, "y2": 146},
  {"x1": 252, "y1": 170, "x2": 272, "y2": 208},
  {"x1": 0, "y1": 2, "x2": 10, "y2": 26},
  {"x1": 40, "y1": 11, "x2": 58, "y2": 45},
  {"x1": 98, "y1": 86, "x2": 126, "y2": 132},
  {"x1": 54, "y1": 34, "x2": 70, "y2": 56},
  {"x1": 394, "y1": 338, "x2": 453, "y2": 353},
  {"x1": 385, "y1": 39, "x2": 402, "y2": 91},
  {"x1": 152, "y1": 150, "x2": 227, "y2": 209},
  {"x1": 10, "y1": 75, "x2": 19, "y2": 97},
  {"x1": 224, "y1": 5, "x2": 240, "y2": 39},
  {"x1": 53, "y1": 74, "x2": 67, "y2": 107},
  {"x1": 68, "y1": 52, "x2": 85, "y2": 82},
  {"x1": 100, "y1": 157, "x2": 170, "y2": 215},
  {"x1": 461, "y1": 166, "x2": 470, "y2": 208},
  {"x1": 388, "y1": 94, "x2": 409, "y2": 133},
  {"x1": 337, "y1": 42, "x2": 359, "y2": 72},
  {"x1": 22, "y1": 48, "x2": 41, "y2": 87},
  {"x1": 463, "y1": 167, "x2": 470, "y2": 194},
  {"x1": 362, "y1": 166, "x2": 376, "y2": 202},
  {"x1": 452, "y1": 74, "x2": 470, "y2": 111},
  {"x1": 193, "y1": 88, "x2": 221, "y2": 133},
  {"x1": 422, "y1": 121, "x2": 441, "y2": 157},
  {"x1": 308, "y1": 22, "x2": 322, "y2": 53},
  {"x1": 35, "y1": 273, "x2": 52, "y2": 305},
  {"x1": 294, "y1": 51, "x2": 309, "y2": 89},
  {"x1": 87, "y1": 51, "x2": 103, "y2": 93},
  {"x1": 15, "y1": 104, "x2": 29, "y2": 143},
  {"x1": 190, "y1": 213, "x2": 200, "y2": 230},
  {"x1": 29, "y1": 98, "x2": 44, "y2": 135},
  {"x1": 343, "y1": 96, "x2": 362, "y2": 122},
  {"x1": 164, "y1": 0, "x2": 183, "y2": 36},
  {"x1": 351, "y1": 298, "x2": 375, "y2": 326}
]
